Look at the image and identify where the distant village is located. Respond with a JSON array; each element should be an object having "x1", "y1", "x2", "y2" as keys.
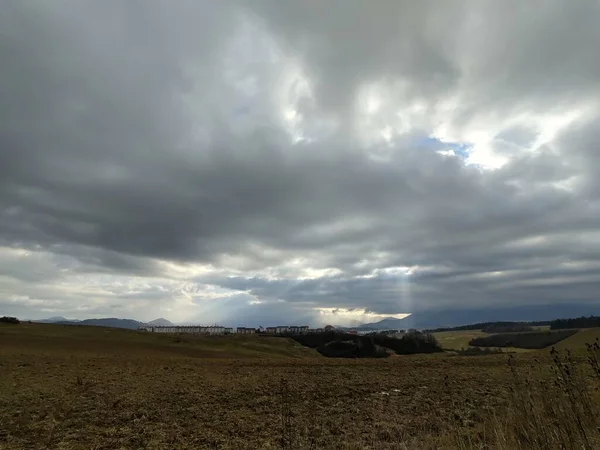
[
  {"x1": 138, "y1": 324, "x2": 405, "y2": 336},
  {"x1": 139, "y1": 324, "x2": 332, "y2": 335}
]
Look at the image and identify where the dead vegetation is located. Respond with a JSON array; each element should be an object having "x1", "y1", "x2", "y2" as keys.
[{"x1": 1, "y1": 323, "x2": 600, "y2": 449}]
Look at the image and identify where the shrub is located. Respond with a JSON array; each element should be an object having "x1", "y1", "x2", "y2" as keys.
[
  {"x1": 453, "y1": 347, "x2": 504, "y2": 356},
  {"x1": 290, "y1": 330, "x2": 442, "y2": 357},
  {"x1": 317, "y1": 340, "x2": 360, "y2": 358},
  {"x1": 372, "y1": 330, "x2": 442, "y2": 355},
  {"x1": 0, "y1": 316, "x2": 20, "y2": 324},
  {"x1": 315, "y1": 339, "x2": 390, "y2": 358}
]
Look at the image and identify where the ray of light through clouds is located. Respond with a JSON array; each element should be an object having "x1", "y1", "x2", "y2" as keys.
[{"x1": 1, "y1": 0, "x2": 600, "y2": 326}]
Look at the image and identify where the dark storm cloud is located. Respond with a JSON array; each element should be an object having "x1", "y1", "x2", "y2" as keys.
[{"x1": 1, "y1": 0, "x2": 600, "y2": 321}]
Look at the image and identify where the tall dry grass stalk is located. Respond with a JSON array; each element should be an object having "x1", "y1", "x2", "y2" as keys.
[{"x1": 483, "y1": 343, "x2": 600, "y2": 450}]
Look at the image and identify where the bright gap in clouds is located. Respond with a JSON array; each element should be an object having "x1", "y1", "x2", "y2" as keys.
[
  {"x1": 315, "y1": 308, "x2": 411, "y2": 327},
  {"x1": 221, "y1": 13, "x2": 588, "y2": 174}
]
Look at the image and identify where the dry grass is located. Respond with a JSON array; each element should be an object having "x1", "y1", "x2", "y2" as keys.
[
  {"x1": 433, "y1": 329, "x2": 534, "y2": 353},
  {"x1": 432, "y1": 329, "x2": 489, "y2": 350},
  {"x1": 1, "y1": 323, "x2": 600, "y2": 449},
  {"x1": 481, "y1": 345, "x2": 600, "y2": 450},
  {"x1": 555, "y1": 327, "x2": 600, "y2": 350}
]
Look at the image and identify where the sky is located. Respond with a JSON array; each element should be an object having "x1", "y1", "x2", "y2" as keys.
[{"x1": 1, "y1": 1, "x2": 600, "y2": 326}]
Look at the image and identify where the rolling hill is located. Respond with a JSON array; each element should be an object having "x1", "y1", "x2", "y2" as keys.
[
  {"x1": 36, "y1": 316, "x2": 74, "y2": 323},
  {"x1": 145, "y1": 318, "x2": 174, "y2": 326},
  {"x1": 54, "y1": 318, "x2": 142, "y2": 329},
  {"x1": 0, "y1": 322, "x2": 319, "y2": 359},
  {"x1": 357, "y1": 304, "x2": 600, "y2": 330},
  {"x1": 34, "y1": 317, "x2": 175, "y2": 330}
]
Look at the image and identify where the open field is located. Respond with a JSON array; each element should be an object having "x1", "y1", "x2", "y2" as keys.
[
  {"x1": 2, "y1": 324, "x2": 600, "y2": 449},
  {"x1": 432, "y1": 329, "x2": 532, "y2": 353},
  {"x1": 0, "y1": 322, "x2": 319, "y2": 359},
  {"x1": 469, "y1": 329, "x2": 578, "y2": 349},
  {"x1": 555, "y1": 327, "x2": 600, "y2": 350},
  {"x1": 432, "y1": 329, "x2": 489, "y2": 350},
  {"x1": 433, "y1": 327, "x2": 582, "y2": 353}
]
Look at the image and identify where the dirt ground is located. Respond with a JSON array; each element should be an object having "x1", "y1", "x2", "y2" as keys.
[{"x1": 0, "y1": 323, "x2": 576, "y2": 449}]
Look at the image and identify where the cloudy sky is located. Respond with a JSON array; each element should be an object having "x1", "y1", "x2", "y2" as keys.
[{"x1": 1, "y1": 1, "x2": 600, "y2": 326}]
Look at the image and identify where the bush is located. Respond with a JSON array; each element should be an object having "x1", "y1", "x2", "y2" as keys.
[
  {"x1": 468, "y1": 330, "x2": 577, "y2": 349},
  {"x1": 372, "y1": 330, "x2": 442, "y2": 355},
  {"x1": 317, "y1": 340, "x2": 359, "y2": 358},
  {"x1": 0, "y1": 316, "x2": 20, "y2": 324},
  {"x1": 290, "y1": 330, "x2": 442, "y2": 357},
  {"x1": 453, "y1": 347, "x2": 504, "y2": 356},
  {"x1": 316, "y1": 339, "x2": 390, "y2": 358}
]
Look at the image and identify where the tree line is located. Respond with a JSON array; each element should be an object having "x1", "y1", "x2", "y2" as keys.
[
  {"x1": 0, "y1": 316, "x2": 20, "y2": 324},
  {"x1": 424, "y1": 320, "x2": 549, "y2": 333},
  {"x1": 550, "y1": 316, "x2": 600, "y2": 330},
  {"x1": 287, "y1": 330, "x2": 442, "y2": 358}
]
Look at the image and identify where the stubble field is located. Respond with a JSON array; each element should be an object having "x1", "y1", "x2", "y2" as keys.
[{"x1": 1, "y1": 323, "x2": 598, "y2": 449}]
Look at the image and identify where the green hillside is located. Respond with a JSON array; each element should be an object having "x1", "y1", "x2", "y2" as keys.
[
  {"x1": 554, "y1": 327, "x2": 600, "y2": 350},
  {"x1": 0, "y1": 322, "x2": 320, "y2": 359}
]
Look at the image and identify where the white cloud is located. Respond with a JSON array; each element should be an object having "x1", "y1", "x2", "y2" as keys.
[{"x1": 315, "y1": 308, "x2": 410, "y2": 327}]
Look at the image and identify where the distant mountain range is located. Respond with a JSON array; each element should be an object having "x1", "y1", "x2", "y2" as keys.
[
  {"x1": 28, "y1": 303, "x2": 600, "y2": 332},
  {"x1": 353, "y1": 303, "x2": 600, "y2": 331},
  {"x1": 33, "y1": 317, "x2": 174, "y2": 330},
  {"x1": 355, "y1": 317, "x2": 408, "y2": 330},
  {"x1": 36, "y1": 316, "x2": 75, "y2": 323},
  {"x1": 52, "y1": 318, "x2": 142, "y2": 329},
  {"x1": 145, "y1": 318, "x2": 174, "y2": 326}
]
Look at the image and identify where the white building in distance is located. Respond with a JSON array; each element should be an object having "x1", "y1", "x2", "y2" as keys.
[
  {"x1": 139, "y1": 324, "x2": 320, "y2": 335},
  {"x1": 140, "y1": 325, "x2": 233, "y2": 335}
]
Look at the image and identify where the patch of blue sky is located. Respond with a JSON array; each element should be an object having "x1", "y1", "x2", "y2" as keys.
[{"x1": 415, "y1": 136, "x2": 471, "y2": 159}]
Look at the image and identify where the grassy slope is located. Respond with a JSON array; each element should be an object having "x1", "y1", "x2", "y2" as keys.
[
  {"x1": 554, "y1": 327, "x2": 600, "y2": 350},
  {"x1": 0, "y1": 322, "x2": 319, "y2": 359},
  {"x1": 433, "y1": 327, "x2": 600, "y2": 354},
  {"x1": 433, "y1": 330, "x2": 489, "y2": 350},
  {"x1": 433, "y1": 329, "x2": 535, "y2": 353}
]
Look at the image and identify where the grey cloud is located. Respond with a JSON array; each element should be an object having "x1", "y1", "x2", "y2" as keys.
[
  {"x1": 246, "y1": 1, "x2": 600, "y2": 125},
  {"x1": 1, "y1": 1, "x2": 600, "y2": 321}
]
